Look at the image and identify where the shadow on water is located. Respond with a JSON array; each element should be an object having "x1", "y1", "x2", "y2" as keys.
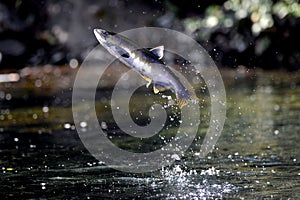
[{"x1": 0, "y1": 66, "x2": 299, "y2": 199}]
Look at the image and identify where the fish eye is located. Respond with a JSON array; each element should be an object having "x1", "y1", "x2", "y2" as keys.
[
  {"x1": 102, "y1": 31, "x2": 110, "y2": 37},
  {"x1": 102, "y1": 31, "x2": 116, "y2": 37}
]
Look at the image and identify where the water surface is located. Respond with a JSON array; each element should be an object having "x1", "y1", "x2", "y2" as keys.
[{"x1": 0, "y1": 66, "x2": 299, "y2": 199}]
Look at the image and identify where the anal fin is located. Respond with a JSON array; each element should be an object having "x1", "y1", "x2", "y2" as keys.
[
  {"x1": 153, "y1": 83, "x2": 167, "y2": 94},
  {"x1": 154, "y1": 84, "x2": 167, "y2": 92},
  {"x1": 153, "y1": 85, "x2": 160, "y2": 94}
]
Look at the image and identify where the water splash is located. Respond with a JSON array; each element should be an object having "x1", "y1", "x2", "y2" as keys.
[{"x1": 158, "y1": 165, "x2": 237, "y2": 199}]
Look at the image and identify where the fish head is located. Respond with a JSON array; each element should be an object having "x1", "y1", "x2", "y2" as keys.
[
  {"x1": 94, "y1": 29, "x2": 115, "y2": 44},
  {"x1": 94, "y1": 28, "x2": 132, "y2": 59}
]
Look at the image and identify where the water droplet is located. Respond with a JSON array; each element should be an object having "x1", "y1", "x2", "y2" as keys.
[
  {"x1": 101, "y1": 121, "x2": 108, "y2": 129},
  {"x1": 35, "y1": 79, "x2": 42, "y2": 87},
  {"x1": 80, "y1": 121, "x2": 87, "y2": 128},
  {"x1": 5, "y1": 93, "x2": 12, "y2": 100},
  {"x1": 14, "y1": 138, "x2": 19, "y2": 142},
  {"x1": 32, "y1": 114, "x2": 38, "y2": 119},
  {"x1": 219, "y1": 100, "x2": 226, "y2": 106},
  {"x1": 69, "y1": 58, "x2": 79, "y2": 69},
  {"x1": 274, "y1": 130, "x2": 279, "y2": 135},
  {"x1": 273, "y1": 104, "x2": 280, "y2": 111},
  {"x1": 42, "y1": 106, "x2": 49, "y2": 113},
  {"x1": 64, "y1": 123, "x2": 71, "y2": 129},
  {"x1": 168, "y1": 99, "x2": 175, "y2": 106},
  {"x1": 41, "y1": 182, "x2": 46, "y2": 190},
  {"x1": 53, "y1": 68, "x2": 61, "y2": 77},
  {"x1": 192, "y1": 76, "x2": 200, "y2": 84},
  {"x1": 171, "y1": 154, "x2": 180, "y2": 161}
]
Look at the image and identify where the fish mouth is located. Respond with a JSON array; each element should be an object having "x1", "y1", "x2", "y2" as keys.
[
  {"x1": 94, "y1": 28, "x2": 105, "y2": 36},
  {"x1": 94, "y1": 28, "x2": 116, "y2": 41}
]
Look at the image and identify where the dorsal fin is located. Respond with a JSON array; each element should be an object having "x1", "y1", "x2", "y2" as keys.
[{"x1": 150, "y1": 46, "x2": 164, "y2": 59}]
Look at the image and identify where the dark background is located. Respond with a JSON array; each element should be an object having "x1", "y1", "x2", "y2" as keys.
[{"x1": 0, "y1": 0, "x2": 299, "y2": 70}]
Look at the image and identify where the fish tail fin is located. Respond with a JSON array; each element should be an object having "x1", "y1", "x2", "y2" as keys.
[
  {"x1": 177, "y1": 97, "x2": 190, "y2": 109},
  {"x1": 191, "y1": 95, "x2": 200, "y2": 104},
  {"x1": 176, "y1": 91, "x2": 200, "y2": 109}
]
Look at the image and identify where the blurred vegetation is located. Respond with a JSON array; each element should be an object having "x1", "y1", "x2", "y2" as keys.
[
  {"x1": 0, "y1": 0, "x2": 299, "y2": 70},
  {"x1": 166, "y1": 0, "x2": 300, "y2": 70}
]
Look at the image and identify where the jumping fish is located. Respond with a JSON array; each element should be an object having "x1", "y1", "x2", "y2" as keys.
[{"x1": 93, "y1": 28, "x2": 198, "y2": 108}]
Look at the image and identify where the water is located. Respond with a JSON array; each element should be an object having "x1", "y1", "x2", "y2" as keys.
[{"x1": 0, "y1": 66, "x2": 299, "y2": 199}]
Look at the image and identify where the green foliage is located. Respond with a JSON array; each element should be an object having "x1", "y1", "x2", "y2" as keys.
[{"x1": 183, "y1": 0, "x2": 300, "y2": 36}]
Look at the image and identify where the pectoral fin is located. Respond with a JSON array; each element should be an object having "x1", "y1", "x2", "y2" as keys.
[
  {"x1": 146, "y1": 80, "x2": 152, "y2": 88},
  {"x1": 141, "y1": 75, "x2": 152, "y2": 88}
]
